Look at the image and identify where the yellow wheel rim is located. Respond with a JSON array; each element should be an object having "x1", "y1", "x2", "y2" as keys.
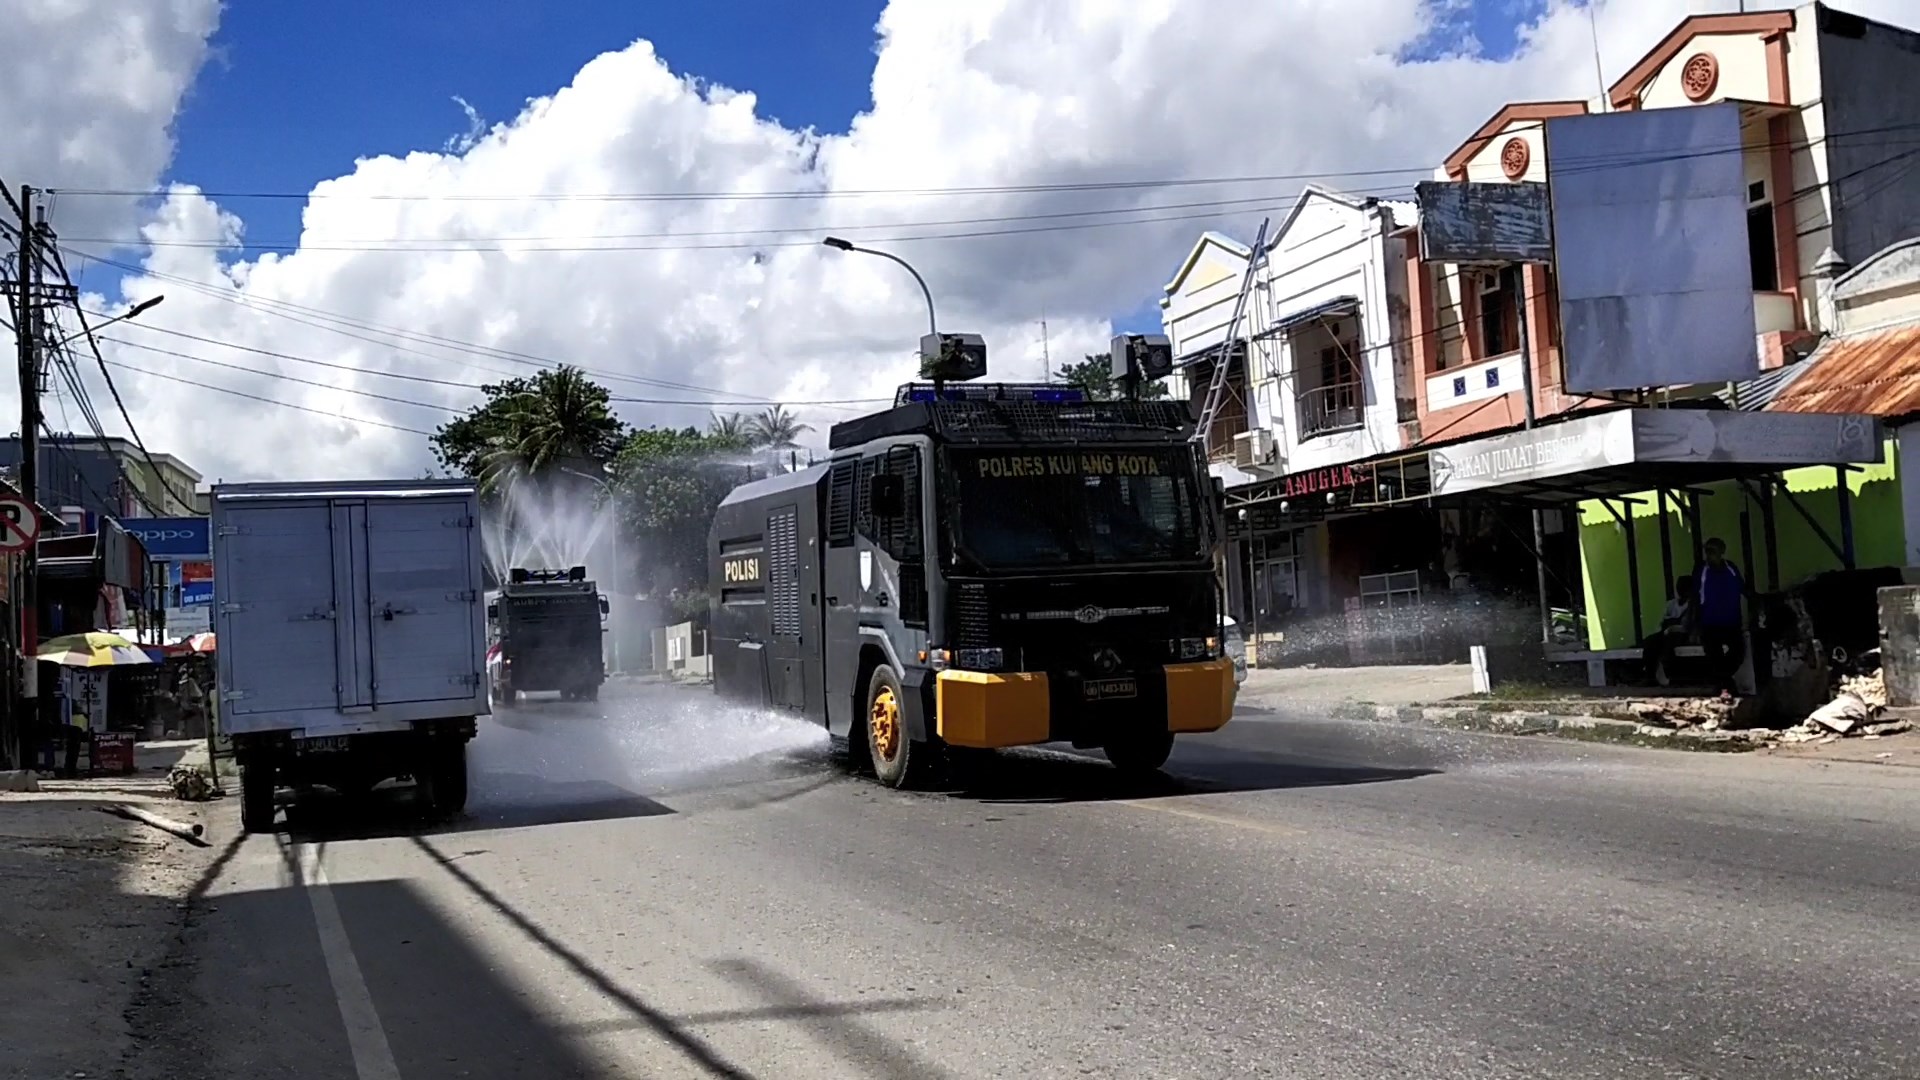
[{"x1": 870, "y1": 687, "x2": 901, "y2": 763}]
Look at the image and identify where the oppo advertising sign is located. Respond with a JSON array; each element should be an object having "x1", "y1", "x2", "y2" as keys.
[{"x1": 123, "y1": 517, "x2": 211, "y2": 561}]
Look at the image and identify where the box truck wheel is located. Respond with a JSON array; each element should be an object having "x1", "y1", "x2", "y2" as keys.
[
  {"x1": 865, "y1": 665, "x2": 933, "y2": 790},
  {"x1": 1104, "y1": 728, "x2": 1174, "y2": 776},
  {"x1": 240, "y1": 757, "x2": 277, "y2": 834},
  {"x1": 419, "y1": 739, "x2": 468, "y2": 818}
]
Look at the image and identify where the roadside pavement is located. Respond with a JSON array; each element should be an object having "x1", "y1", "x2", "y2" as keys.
[
  {"x1": 1235, "y1": 663, "x2": 1920, "y2": 763},
  {"x1": 1234, "y1": 662, "x2": 1474, "y2": 708},
  {"x1": 0, "y1": 739, "x2": 232, "y2": 1080}
]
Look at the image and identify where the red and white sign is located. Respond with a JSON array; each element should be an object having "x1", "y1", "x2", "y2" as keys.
[{"x1": 0, "y1": 496, "x2": 39, "y2": 554}]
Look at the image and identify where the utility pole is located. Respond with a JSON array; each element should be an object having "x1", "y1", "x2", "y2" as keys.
[
  {"x1": 8, "y1": 185, "x2": 41, "y2": 767},
  {"x1": 1515, "y1": 270, "x2": 1554, "y2": 647}
]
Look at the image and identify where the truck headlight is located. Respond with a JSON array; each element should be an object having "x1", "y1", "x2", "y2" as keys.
[
  {"x1": 954, "y1": 647, "x2": 1004, "y2": 671},
  {"x1": 1173, "y1": 637, "x2": 1211, "y2": 660}
]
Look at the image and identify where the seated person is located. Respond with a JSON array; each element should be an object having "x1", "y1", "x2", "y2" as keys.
[{"x1": 1642, "y1": 576, "x2": 1697, "y2": 686}]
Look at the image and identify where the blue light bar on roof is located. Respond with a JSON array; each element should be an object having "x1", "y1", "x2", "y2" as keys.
[{"x1": 896, "y1": 383, "x2": 1089, "y2": 405}]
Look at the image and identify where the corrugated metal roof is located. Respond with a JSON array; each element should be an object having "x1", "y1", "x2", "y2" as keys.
[
  {"x1": 1767, "y1": 322, "x2": 1920, "y2": 419},
  {"x1": 1722, "y1": 358, "x2": 1814, "y2": 412}
]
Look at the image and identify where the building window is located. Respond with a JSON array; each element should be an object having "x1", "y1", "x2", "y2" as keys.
[
  {"x1": 1477, "y1": 265, "x2": 1523, "y2": 357},
  {"x1": 1747, "y1": 180, "x2": 1779, "y2": 292}
]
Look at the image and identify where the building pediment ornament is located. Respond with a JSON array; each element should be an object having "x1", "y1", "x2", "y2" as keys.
[
  {"x1": 1500, "y1": 137, "x2": 1530, "y2": 181},
  {"x1": 1680, "y1": 52, "x2": 1720, "y2": 102}
]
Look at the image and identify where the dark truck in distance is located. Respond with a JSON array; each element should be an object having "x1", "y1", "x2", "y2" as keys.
[
  {"x1": 486, "y1": 566, "x2": 609, "y2": 704},
  {"x1": 708, "y1": 382, "x2": 1235, "y2": 788}
]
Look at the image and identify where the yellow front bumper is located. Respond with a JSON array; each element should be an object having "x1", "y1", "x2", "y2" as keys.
[
  {"x1": 936, "y1": 670, "x2": 1052, "y2": 748},
  {"x1": 934, "y1": 658, "x2": 1238, "y2": 748},
  {"x1": 1165, "y1": 658, "x2": 1237, "y2": 734}
]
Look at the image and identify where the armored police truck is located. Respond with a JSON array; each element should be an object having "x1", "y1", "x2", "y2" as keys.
[
  {"x1": 487, "y1": 566, "x2": 609, "y2": 704},
  {"x1": 709, "y1": 363, "x2": 1234, "y2": 788}
]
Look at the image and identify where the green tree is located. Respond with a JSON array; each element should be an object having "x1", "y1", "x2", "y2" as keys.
[
  {"x1": 611, "y1": 424, "x2": 755, "y2": 599},
  {"x1": 429, "y1": 366, "x2": 627, "y2": 492},
  {"x1": 1053, "y1": 353, "x2": 1169, "y2": 401}
]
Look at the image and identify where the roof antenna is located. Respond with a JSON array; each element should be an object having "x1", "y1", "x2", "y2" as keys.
[{"x1": 1587, "y1": 1, "x2": 1608, "y2": 109}]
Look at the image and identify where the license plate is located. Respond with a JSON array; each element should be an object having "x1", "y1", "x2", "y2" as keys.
[
  {"x1": 1084, "y1": 677, "x2": 1137, "y2": 701},
  {"x1": 295, "y1": 736, "x2": 351, "y2": 753}
]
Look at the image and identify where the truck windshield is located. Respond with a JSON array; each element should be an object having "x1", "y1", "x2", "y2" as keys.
[{"x1": 945, "y1": 446, "x2": 1207, "y2": 569}]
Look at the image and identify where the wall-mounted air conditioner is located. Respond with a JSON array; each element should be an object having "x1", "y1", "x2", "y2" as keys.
[{"x1": 1232, "y1": 429, "x2": 1276, "y2": 470}]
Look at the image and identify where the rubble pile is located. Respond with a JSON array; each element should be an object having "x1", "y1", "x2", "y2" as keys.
[
  {"x1": 1776, "y1": 669, "x2": 1913, "y2": 744},
  {"x1": 1626, "y1": 698, "x2": 1735, "y2": 730},
  {"x1": 167, "y1": 764, "x2": 218, "y2": 802}
]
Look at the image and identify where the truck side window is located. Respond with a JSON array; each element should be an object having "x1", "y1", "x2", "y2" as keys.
[
  {"x1": 880, "y1": 446, "x2": 922, "y2": 562},
  {"x1": 826, "y1": 460, "x2": 858, "y2": 546}
]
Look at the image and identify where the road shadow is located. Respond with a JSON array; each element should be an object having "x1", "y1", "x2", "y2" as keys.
[
  {"x1": 931, "y1": 743, "x2": 1436, "y2": 805},
  {"x1": 126, "y1": 838, "x2": 632, "y2": 1079},
  {"x1": 410, "y1": 836, "x2": 958, "y2": 1078},
  {"x1": 279, "y1": 773, "x2": 675, "y2": 844}
]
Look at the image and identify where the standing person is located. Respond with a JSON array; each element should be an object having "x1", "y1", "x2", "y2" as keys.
[{"x1": 1693, "y1": 538, "x2": 1746, "y2": 700}]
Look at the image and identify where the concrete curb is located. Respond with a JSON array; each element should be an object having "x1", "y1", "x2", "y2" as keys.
[{"x1": 1318, "y1": 700, "x2": 1766, "y2": 752}]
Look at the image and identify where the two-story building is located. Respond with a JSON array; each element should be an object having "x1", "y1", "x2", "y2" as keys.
[
  {"x1": 1162, "y1": 1, "x2": 1918, "y2": 670},
  {"x1": 1412, "y1": 2, "x2": 1920, "y2": 450},
  {"x1": 1163, "y1": 187, "x2": 1454, "y2": 661}
]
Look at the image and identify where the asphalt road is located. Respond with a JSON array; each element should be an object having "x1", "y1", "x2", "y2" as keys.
[{"x1": 130, "y1": 682, "x2": 1919, "y2": 1080}]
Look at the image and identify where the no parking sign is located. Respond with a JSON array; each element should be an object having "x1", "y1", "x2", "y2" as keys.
[{"x1": 0, "y1": 496, "x2": 39, "y2": 554}]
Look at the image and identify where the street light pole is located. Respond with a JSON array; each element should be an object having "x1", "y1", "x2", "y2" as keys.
[
  {"x1": 822, "y1": 237, "x2": 937, "y2": 338},
  {"x1": 51, "y1": 295, "x2": 165, "y2": 350}
]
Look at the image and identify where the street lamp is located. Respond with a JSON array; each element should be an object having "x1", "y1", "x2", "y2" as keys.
[
  {"x1": 561, "y1": 464, "x2": 625, "y2": 676},
  {"x1": 822, "y1": 238, "x2": 937, "y2": 338},
  {"x1": 56, "y1": 295, "x2": 165, "y2": 349}
]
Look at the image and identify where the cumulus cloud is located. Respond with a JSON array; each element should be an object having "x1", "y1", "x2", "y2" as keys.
[{"x1": 7, "y1": 0, "x2": 1918, "y2": 485}]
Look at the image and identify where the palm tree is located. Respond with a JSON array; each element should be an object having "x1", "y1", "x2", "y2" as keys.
[
  {"x1": 500, "y1": 367, "x2": 622, "y2": 471},
  {"x1": 708, "y1": 411, "x2": 750, "y2": 446},
  {"x1": 747, "y1": 405, "x2": 810, "y2": 450}
]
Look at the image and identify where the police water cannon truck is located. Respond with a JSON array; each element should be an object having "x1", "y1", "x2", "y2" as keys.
[
  {"x1": 708, "y1": 331, "x2": 1234, "y2": 788},
  {"x1": 487, "y1": 565, "x2": 610, "y2": 704}
]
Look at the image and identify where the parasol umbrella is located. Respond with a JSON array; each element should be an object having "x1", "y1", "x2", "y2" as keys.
[
  {"x1": 182, "y1": 631, "x2": 216, "y2": 654},
  {"x1": 36, "y1": 631, "x2": 157, "y2": 668}
]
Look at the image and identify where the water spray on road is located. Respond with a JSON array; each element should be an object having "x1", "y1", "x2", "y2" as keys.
[{"x1": 467, "y1": 682, "x2": 833, "y2": 816}]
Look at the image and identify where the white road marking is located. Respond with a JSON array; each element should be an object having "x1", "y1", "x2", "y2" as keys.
[{"x1": 296, "y1": 844, "x2": 403, "y2": 1080}]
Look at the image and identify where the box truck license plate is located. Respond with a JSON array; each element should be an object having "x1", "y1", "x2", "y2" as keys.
[
  {"x1": 295, "y1": 736, "x2": 351, "y2": 754},
  {"x1": 1083, "y1": 677, "x2": 1137, "y2": 701}
]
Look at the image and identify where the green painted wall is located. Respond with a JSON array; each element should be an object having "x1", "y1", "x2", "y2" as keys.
[{"x1": 1577, "y1": 438, "x2": 1906, "y2": 649}]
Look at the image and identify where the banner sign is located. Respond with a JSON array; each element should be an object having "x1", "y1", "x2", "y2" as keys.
[{"x1": 124, "y1": 517, "x2": 211, "y2": 561}]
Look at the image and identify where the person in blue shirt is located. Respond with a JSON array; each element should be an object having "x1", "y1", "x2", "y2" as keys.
[{"x1": 1692, "y1": 537, "x2": 1745, "y2": 699}]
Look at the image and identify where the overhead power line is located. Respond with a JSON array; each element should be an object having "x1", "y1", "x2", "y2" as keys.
[
  {"x1": 64, "y1": 191, "x2": 1298, "y2": 251},
  {"x1": 64, "y1": 248, "x2": 860, "y2": 407},
  {"x1": 47, "y1": 115, "x2": 1920, "y2": 216},
  {"x1": 47, "y1": 246, "x2": 201, "y2": 510},
  {"x1": 101, "y1": 357, "x2": 438, "y2": 436},
  {"x1": 98, "y1": 331, "x2": 891, "y2": 410}
]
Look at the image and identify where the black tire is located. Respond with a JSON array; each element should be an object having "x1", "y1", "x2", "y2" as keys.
[
  {"x1": 864, "y1": 665, "x2": 923, "y2": 789},
  {"x1": 1104, "y1": 728, "x2": 1175, "y2": 775},
  {"x1": 418, "y1": 739, "x2": 468, "y2": 818},
  {"x1": 240, "y1": 757, "x2": 276, "y2": 834},
  {"x1": 581, "y1": 684, "x2": 599, "y2": 703}
]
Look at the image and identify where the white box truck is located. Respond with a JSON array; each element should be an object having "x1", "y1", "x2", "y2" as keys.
[{"x1": 211, "y1": 480, "x2": 491, "y2": 833}]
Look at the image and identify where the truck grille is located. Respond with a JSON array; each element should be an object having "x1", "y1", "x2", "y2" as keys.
[{"x1": 945, "y1": 574, "x2": 1212, "y2": 671}]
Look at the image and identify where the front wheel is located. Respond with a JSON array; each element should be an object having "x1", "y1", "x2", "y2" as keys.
[
  {"x1": 1104, "y1": 729, "x2": 1174, "y2": 775},
  {"x1": 865, "y1": 665, "x2": 932, "y2": 789}
]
